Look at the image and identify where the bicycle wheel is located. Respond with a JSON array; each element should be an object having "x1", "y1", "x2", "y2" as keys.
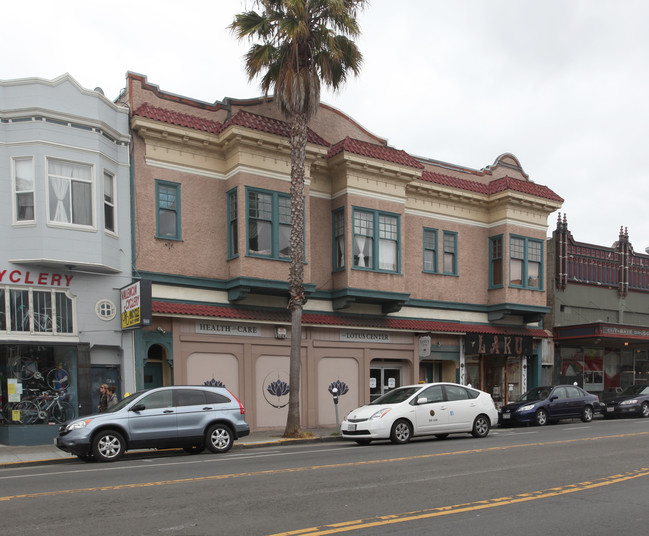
[
  {"x1": 51, "y1": 401, "x2": 75, "y2": 423},
  {"x1": 17, "y1": 401, "x2": 39, "y2": 424},
  {"x1": 47, "y1": 367, "x2": 70, "y2": 391}
]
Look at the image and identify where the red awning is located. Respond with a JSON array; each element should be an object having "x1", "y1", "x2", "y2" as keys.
[{"x1": 152, "y1": 300, "x2": 550, "y2": 338}]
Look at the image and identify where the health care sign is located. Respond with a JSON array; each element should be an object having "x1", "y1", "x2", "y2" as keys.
[{"x1": 120, "y1": 280, "x2": 152, "y2": 329}]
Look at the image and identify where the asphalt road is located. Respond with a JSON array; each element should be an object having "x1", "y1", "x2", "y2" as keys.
[{"x1": 2, "y1": 416, "x2": 649, "y2": 536}]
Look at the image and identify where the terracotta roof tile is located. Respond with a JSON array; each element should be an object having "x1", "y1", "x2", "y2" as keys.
[
  {"x1": 133, "y1": 103, "x2": 221, "y2": 134},
  {"x1": 152, "y1": 301, "x2": 550, "y2": 338},
  {"x1": 220, "y1": 110, "x2": 330, "y2": 147},
  {"x1": 327, "y1": 137, "x2": 425, "y2": 169},
  {"x1": 420, "y1": 171, "x2": 563, "y2": 202}
]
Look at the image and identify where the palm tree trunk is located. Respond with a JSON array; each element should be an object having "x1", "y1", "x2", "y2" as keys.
[{"x1": 284, "y1": 112, "x2": 308, "y2": 438}]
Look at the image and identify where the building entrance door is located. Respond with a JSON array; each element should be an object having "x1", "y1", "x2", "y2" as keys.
[
  {"x1": 370, "y1": 367, "x2": 401, "y2": 402},
  {"x1": 485, "y1": 356, "x2": 506, "y2": 409}
]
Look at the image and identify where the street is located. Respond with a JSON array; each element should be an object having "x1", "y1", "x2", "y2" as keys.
[{"x1": 2, "y1": 417, "x2": 649, "y2": 535}]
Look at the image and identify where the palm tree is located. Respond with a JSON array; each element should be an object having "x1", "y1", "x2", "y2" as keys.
[{"x1": 230, "y1": 0, "x2": 366, "y2": 437}]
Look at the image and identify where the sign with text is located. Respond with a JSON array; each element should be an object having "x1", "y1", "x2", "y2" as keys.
[
  {"x1": 465, "y1": 333, "x2": 533, "y2": 356},
  {"x1": 196, "y1": 321, "x2": 261, "y2": 336},
  {"x1": 120, "y1": 280, "x2": 152, "y2": 329},
  {"x1": 340, "y1": 330, "x2": 392, "y2": 343}
]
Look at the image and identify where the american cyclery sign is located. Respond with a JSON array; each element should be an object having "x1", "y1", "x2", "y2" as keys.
[{"x1": 340, "y1": 330, "x2": 392, "y2": 343}]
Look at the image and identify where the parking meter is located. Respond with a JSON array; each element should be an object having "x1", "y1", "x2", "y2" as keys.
[{"x1": 331, "y1": 387, "x2": 340, "y2": 432}]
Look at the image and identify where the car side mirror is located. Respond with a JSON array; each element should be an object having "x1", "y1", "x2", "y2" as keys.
[
  {"x1": 549, "y1": 396, "x2": 558, "y2": 402},
  {"x1": 130, "y1": 404, "x2": 146, "y2": 412},
  {"x1": 417, "y1": 397, "x2": 428, "y2": 405}
]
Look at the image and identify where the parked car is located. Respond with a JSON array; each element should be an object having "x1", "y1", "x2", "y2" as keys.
[
  {"x1": 56, "y1": 385, "x2": 250, "y2": 462},
  {"x1": 499, "y1": 385, "x2": 601, "y2": 426},
  {"x1": 603, "y1": 384, "x2": 649, "y2": 418},
  {"x1": 340, "y1": 382, "x2": 498, "y2": 445}
]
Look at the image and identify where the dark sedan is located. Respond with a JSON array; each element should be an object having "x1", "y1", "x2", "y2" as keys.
[
  {"x1": 499, "y1": 385, "x2": 601, "y2": 426},
  {"x1": 604, "y1": 384, "x2": 649, "y2": 419}
]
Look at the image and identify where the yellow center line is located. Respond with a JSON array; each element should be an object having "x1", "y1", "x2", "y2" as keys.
[
  {"x1": 2, "y1": 431, "x2": 648, "y2": 503},
  {"x1": 268, "y1": 467, "x2": 649, "y2": 535}
]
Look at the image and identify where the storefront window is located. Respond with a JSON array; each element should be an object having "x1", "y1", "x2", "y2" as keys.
[
  {"x1": 1, "y1": 287, "x2": 74, "y2": 335},
  {"x1": 1, "y1": 345, "x2": 77, "y2": 425}
]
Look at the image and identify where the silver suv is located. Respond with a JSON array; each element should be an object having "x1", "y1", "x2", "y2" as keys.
[{"x1": 56, "y1": 385, "x2": 250, "y2": 462}]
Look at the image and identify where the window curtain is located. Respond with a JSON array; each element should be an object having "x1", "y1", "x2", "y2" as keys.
[
  {"x1": 379, "y1": 239, "x2": 396, "y2": 271},
  {"x1": 354, "y1": 235, "x2": 368, "y2": 267},
  {"x1": 48, "y1": 160, "x2": 91, "y2": 224}
]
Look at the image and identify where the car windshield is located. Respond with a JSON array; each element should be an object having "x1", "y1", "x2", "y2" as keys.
[
  {"x1": 621, "y1": 384, "x2": 649, "y2": 396},
  {"x1": 104, "y1": 390, "x2": 147, "y2": 413},
  {"x1": 517, "y1": 387, "x2": 552, "y2": 402},
  {"x1": 369, "y1": 386, "x2": 422, "y2": 405}
]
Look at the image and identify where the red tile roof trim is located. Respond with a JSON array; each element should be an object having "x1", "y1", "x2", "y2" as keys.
[
  {"x1": 153, "y1": 301, "x2": 550, "y2": 338},
  {"x1": 327, "y1": 137, "x2": 425, "y2": 170},
  {"x1": 420, "y1": 171, "x2": 563, "y2": 202},
  {"x1": 133, "y1": 103, "x2": 222, "y2": 134},
  {"x1": 221, "y1": 110, "x2": 330, "y2": 147}
]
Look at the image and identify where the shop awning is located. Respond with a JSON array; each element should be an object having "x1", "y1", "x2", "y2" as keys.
[{"x1": 152, "y1": 300, "x2": 551, "y2": 338}]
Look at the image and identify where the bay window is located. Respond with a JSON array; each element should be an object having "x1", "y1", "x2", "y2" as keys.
[
  {"x1": 352, "y1": 208, "x2": 400, "y2": 272},
  {"x1": 48, "y1": 158, "x2": 93, "y2": 227}
]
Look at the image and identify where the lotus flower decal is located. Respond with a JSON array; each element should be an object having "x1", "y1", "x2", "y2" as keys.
[
  {"x1": 328, "y1": 380, "x2": 349, "y2": 396},
  {"x1": 204, "y1": 378, "x2": 226, "y2": 388},
  {"x1": 263, "y1": 371, "x2": 291, "y2": 409},
  {"x1": 267, "y1": 379, "x2": 290, "y2": 397}
]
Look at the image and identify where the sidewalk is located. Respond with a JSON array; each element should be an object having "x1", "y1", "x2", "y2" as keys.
[{"x1": 0, "y1": 427, "x2": 341, "y2": 468}]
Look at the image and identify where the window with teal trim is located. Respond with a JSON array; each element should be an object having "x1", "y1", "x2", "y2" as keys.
[
  {"x1": 333, "y1": 208, "x2": 345, "y2": 270},
  {"x1": 227, "y1": 189, "x2": 238, "y2": 258},
  {"x1": 156, "y1": 180, "x2": 180, "y2": 239},
  {"x1": 489, "y1": 235, "x2": 503, "y2": 288},
  {"x1": 247, "y1": 188, "x2": 290, "y2": 259},
  {"x1": 510, "y1": 236, "x2": 543, "y2": 289},
  {"x1": 352, "y1": 208, "x2": 399, "y2": 272},
  {"x1": 442, "y1": 231, "x2": 457, "y2": 275},
  {"x1": 423, "y1": 228, "x2": 438, "y2": 273}
]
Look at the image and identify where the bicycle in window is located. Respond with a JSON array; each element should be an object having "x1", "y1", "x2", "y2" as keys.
[{"x1": 15, "y1": 390, "x2": 75, "y2": 425}]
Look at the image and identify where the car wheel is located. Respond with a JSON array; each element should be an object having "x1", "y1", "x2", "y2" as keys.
[
  {"x1": 205, "y1": 424, "x2": 234, "y2": 453},
  {"x1": 92, "y1": 430, "x2": 125, "y2": 462},
  {"x1": 581, "y1": 405, "x2": 594, "y2": 423},
  {"x1": 354, "y1": 439, "x2": 372, "y2": 446},
  {"x1": 435, "y1": 434, "x2": 449, "y2": 440},
  {"x1": 641, "y1": 402, "x2": 649, "y2": 418},
  {"x1": 183, "y1": 444, "x2": 205, "y2": 454},
  {"x1": 471, "y1": 415, "x2": 490, "y2": 438},
  {"x1": 535, "y1": 409, "x2": 548, "y2": 426},
  {"x1": 389, "y1": 419, "x2": 412, "y2": 444}
]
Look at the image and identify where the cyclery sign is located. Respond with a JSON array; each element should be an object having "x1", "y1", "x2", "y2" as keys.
[
  {"x1": 0, "y1": 268, "x2": 73, "y2": 287},
  {"x1": 465, "y1": 333, "x2": 533, "y2": 356},
  {"x1": 120, "y1": 280, "x2": 152, "y2": 329}
]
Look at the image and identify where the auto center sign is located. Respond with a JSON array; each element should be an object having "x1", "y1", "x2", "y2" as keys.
[{"x1": 120, "y1": 280, "x2": 152, "y2": 329}]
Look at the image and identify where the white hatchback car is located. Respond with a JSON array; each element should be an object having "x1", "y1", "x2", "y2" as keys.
[{"x1": 341, "y1": 382, "x2": 498, "y2": 445}]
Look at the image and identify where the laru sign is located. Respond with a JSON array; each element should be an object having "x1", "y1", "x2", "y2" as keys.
[{"x1": 465, "y1": 333, "x2": 533, "y2": 357}]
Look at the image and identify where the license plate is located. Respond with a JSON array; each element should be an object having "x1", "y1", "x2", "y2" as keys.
[
  {"x1": 348, "y1": 423, "x2": 357, "y2": 432},
  {"x1": 502, "y1": 413, "x2": 510, "y2": 420},
  {"x1": 607, "y1": 407, "x2": 614, "y2": 412}
]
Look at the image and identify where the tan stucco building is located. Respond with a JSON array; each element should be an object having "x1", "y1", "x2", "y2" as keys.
[{"x1": 123, "y1": 73, "x2": 562, "y2": 431}]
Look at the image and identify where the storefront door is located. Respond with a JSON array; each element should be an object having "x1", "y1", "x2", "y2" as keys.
[
  {"x1": 370, "y1": 367, "x2": 401, "y2": 402},
  {"x1": 485, "y1": 356, "x2": 506, "y2": 408}
]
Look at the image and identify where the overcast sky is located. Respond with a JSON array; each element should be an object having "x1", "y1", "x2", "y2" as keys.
[{"x1": 5, "y1": 0, "x2": 648, "y2": 250}]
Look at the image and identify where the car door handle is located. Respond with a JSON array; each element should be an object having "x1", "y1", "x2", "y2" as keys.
[
  {"x1": 163, "y1": 410, "x2": 174, "y2": 414},
  {"x1": 203, "y1": 407, "x2": 213, "y2": 410}
]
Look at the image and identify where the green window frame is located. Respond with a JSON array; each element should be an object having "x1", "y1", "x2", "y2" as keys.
[
  {"x1": 423, "y1": 228, "x2": 438, "y2": 273},
  {"x1": 246, "y1": 187, "x2": 291, "y2": 260},
  {"x1": 332, "y1": 207, "x2": 345, "y2": 271},
  {"x1": 155, "y1": 180, "x2": 181, "y2": 240},
  {"x1": 442, "y1": 231, "x2": 458, "y2": 275},
  {"x1": 352, "y1": 208, "x2": 400, "y2": 273},
  {"x1": 227, "y1": 188, "x2": 238, "y2": 259},
  {"x1": 489, "y1": 235, "x2": 503, "y2": 288},
  {"x1": 509, "y1": 235, "x2": 544, "y2": 289}
]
